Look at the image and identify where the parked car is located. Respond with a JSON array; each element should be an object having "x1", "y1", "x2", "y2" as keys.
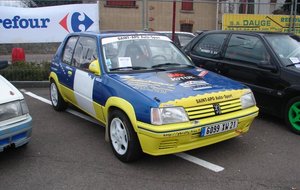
[
  {"x1": 49, "y1": 31, "x2": 258, "y2": 162},
  {"x1": 0, "y1": 60, "x2": 32, "y2": 151},
  {"x1": 183, "y1": 30, "x2": 300, "y2": 134},
  {"x1": 156, "y1": 31, "x2": 195, "y2": 48}
]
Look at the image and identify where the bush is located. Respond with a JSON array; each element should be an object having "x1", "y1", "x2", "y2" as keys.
[{"x1": 0, "y1": 62, "x2": 50, "y2": 81}]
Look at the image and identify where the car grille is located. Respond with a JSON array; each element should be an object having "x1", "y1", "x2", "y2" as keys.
[{"x1": 185, "y1": 98, "x2": 242, "y2": 120}]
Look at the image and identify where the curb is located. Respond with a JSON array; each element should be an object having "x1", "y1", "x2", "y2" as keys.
[{"x1": 11, "y1": 81, "x2": 49, "y2": 88}]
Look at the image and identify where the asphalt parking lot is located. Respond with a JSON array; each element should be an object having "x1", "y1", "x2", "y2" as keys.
[{"x1": 1, "y1": 87, "x2": 299, "y2": 190}]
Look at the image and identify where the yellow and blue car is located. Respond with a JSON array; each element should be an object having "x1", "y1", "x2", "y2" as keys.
[{"x1": 49, "y1": 31, "x2": 259, "y2": 162}]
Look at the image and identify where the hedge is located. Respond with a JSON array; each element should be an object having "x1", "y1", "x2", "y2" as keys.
[{"x1": 0, "y1": 62, "x2": 50, "y2": 81}]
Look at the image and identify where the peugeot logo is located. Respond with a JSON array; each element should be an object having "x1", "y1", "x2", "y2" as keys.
[{"x1": 213, "y1": 104, "x2": 221, "y2": 115}]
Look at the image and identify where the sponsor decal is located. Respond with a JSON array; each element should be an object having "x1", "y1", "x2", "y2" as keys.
[
  {"x1": 196, "y1": 94, "x2": 233, "y2": 104},
  {"x1": 122, "y1": 77, "x2": 175, "y2": 94},
  {"x1": 165, "y1": 71, "x2": 212, "y2": 90},
  {"x1": 59, "y1": 12, "x2": 94, "y2": 33},
  {"x1": 167, "y1": 72, "x2": 197, "y2": 81},
  {"x1": 179, "y1": 80, "x2": 212, "y2": 90}
]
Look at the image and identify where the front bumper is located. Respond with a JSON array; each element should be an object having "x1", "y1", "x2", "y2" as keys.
[
  {"x1": 0, "y1": 115, "x2": 32, "y2": 152},
  {"x1": 137, "y1": 106, "x2": 258, "y2": 156}
]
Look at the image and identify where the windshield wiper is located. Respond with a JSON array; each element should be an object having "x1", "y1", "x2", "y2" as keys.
[
  {"x1": 286, "y1": 63, "x2": 300, "y2": 67},
  {"x1": 110, "y1": 66, "x2": 148, "y2": 71},
  {"x1": 151, "y1": 63, "x2": 189, "y2": 68}
]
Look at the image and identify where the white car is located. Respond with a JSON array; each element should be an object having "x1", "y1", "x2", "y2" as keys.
[{"x1": 0, "y1": 61, "x2": 32, "y2": 151}]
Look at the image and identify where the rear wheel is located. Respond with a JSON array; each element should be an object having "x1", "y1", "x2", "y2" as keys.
[
  {"x1": 285, "y1": 97, "x2": 300, "y2": 134},
  {"x1": 108, "y1": 110, "x2": 142, "y2": 162},
  {"x1": 50, "y1": 80, "x2": 67, "y2": 111}
]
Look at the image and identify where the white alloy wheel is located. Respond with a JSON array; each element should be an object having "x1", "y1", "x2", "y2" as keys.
[
  {"x1": 50, "y1": 82, "x2": 58, "y2": 106},
  {"x1": 110, "y1": 117, "x2": 129, "y2": 155}
]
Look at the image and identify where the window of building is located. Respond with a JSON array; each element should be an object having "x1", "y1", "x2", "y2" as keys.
[
  {"x1": 239, "y1": 0, "x2": 254, "y2": 14},
  {"x1": 192, "y1": 34, "x2": 227, "y2": 58},
  {"x1": 224, "y1": 34, "x2": 270, "y2": 64},
  {"x1": 106, "y1": 0, "x2": 136, "y2": 7},
  {"x1": 180, "y1": 23, "x2": 193, "y2": 33},
  {"x1": 181, "y1": 0, "x2": 193, "y2": 11}
]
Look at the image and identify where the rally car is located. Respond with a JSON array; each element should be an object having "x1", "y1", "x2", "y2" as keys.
[
  {"x1": 49, "y1": 31, "x2": 259, "y2": 162},
  {"x1": 0, "y1": 60, "x2": 32, "y2": 151}
]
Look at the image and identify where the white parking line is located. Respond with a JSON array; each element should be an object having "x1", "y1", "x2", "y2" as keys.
[
  {"x1": 22, "y1": 89, "x2": 225, "y2": 172},
  {"x1": 175, "y1": 153, "x2": 224, "y2": 172}
]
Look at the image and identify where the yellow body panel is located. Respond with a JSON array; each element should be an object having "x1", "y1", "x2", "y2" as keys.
[{"x1": 137, "y1": 106, "x2": 258, "y2": 156}]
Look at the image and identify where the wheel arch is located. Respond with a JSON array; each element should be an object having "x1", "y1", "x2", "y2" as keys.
[
  {"x1": 49, "y1": 72, "x2": 64, "y2": 97},
  {"x1": 104, "y1": 97, "x2": 138, "y2": 132}
]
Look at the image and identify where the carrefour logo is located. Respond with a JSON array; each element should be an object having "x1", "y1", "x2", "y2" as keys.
[
  {"x1": 59, "y1": 12, "x2": 94, "y2": 33},
  {"x1": 0, "y1": 16, "x2": 50, "y2": 29}
]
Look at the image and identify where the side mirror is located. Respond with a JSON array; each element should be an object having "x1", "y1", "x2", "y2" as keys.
[
  {"x1": 0, "y1": 60, "x2": 8, "y2": 70},
  {"x1": 89, "y1": 59, "x2": 101, "y2": 75}
]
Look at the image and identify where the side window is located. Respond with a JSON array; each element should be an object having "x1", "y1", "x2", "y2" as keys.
[
  {"x1": 192, "y1": 34, "x2": 227, "y2": 58},
  {"x1": 72, "y1": 37, "x2": 98, "y2": 71},
  {"x1": 224, "y1": 34, "x2": 270, "y2": 64},
  {"x1": 62, "y1": 36, "x2": 78, "y2": 65}
]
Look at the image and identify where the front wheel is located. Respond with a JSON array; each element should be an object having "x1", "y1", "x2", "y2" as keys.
[
  {"x1": 108, "y1": 110, "x2": 142, "y2": 162},
  {"x1": 285, "y1": 97, "x2": 300, "y2": 134},
  {"x1": 50, "y1": 80, "x2": 67, "y2": 111}
]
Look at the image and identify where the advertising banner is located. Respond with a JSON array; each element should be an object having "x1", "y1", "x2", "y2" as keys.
[
  {"x1": 222, "y1": 14, "x2": 300, "y2": 35},
  {"x1": 0, "y1": 3, "x2": 99, "y2": 43}
]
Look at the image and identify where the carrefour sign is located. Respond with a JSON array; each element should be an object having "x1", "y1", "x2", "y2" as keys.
[{"x1": 0, "y1": 3, "x2": 99, "y2": 43}]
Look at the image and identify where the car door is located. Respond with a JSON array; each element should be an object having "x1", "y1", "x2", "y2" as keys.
[
  {"x1": 220, "y1": 33, "x2": 284, "y2": 114},
  {"x1": 59, "y1": 35, "x2": 78, "y2": 102},
  {"x1": 187, "y1": 33, "x2": 228, "y2": 73},
  {"x1": 71, "y1": 36, "x2": 101, "y2": 119}
]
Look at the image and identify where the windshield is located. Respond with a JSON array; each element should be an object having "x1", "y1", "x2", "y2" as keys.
[
  {"x1": 265, "y1": 34, "x2": 300, "y2": 65},
  {"x1": 101, "y1": 35, "x2": 192, "y2": 72}
]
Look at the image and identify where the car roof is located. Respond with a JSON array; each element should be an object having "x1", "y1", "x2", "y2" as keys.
[
  {"x1": 156, "y1": 31, "x2": 195, "y2": 36},
  {"x1": 72, "y1": 31, "x2": 167, "y2": 39},
  {"x1": 201, "y1": 30, "x2": 293, "y2": 37}
]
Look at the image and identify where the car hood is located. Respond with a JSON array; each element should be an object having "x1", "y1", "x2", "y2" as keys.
[
  {"x1": 0, "y1": 75, "x2": 24, "y2": 104},
  {"x1": 110, "y1": 68, "x2": 247, "y2": 103}
]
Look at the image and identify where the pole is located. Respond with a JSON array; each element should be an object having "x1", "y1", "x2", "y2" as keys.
[
  {"x1": 172, "y1": 1, "x2": 176, "y2": 41},
  {"x1": 216, "y1": 0, "x2": 219, "y2": 30},
  {"x1": 293, "y1": 0, "x2": 298, "y2": 33},
  {"x1": 290, "y1": 0, "x2": 294, "y2": 32}
]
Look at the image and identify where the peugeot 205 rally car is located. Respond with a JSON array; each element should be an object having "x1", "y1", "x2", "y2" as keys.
[
  {"x1": 0, "y1": 61, "x2": 32, "y2": 151},
  {"x1": 49, "y1": 31, "x2": 259, "y2": 162}
]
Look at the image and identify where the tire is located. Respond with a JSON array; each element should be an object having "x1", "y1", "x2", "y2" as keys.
[
  {"x1": 285, "y1": 97, "x2": 300, "y2": 134},
  {"x1": 108, "y1": 110, "x2": 142, "y2": 162},
  {"x1": 50, "y1": 80, "x2": 68, "y2": 111}
]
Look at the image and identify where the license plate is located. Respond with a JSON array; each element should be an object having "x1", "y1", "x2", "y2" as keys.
[{"x1": 200, "y1": 119, "x2": 238, "y2": 137}]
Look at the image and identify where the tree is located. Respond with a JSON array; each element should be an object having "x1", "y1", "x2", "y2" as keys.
[{"x1": 273, "y1": 0, "x2": 300, "y2": 15}]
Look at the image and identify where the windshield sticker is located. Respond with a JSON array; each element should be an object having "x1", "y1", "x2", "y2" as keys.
[
  {"x1": 290, "y1": 57, "x2": 300, "y2": 64},
  {"x1": 102, "y1": 35, "x2": 171, "y2": 45},
  {"x1": 122, "y1": 78, "x2": 175, "y2": 94},
  {"x1": 118, "y1": 57, "x2": 132, "y2": 67},
  {"x1": 106, "y1": 59, "x2": 112, "y2": 69}
]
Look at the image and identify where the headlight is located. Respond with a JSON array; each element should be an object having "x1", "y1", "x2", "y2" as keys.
[
  {"x1": 151, "y1": 107, "x2": 189, "y2": 125},
  {"x1": 0, "y1": 100, "x2": 29, "y2": 122},
  {"x1": 240, "y1": 92, "x2": 256, "y2": 109}
]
